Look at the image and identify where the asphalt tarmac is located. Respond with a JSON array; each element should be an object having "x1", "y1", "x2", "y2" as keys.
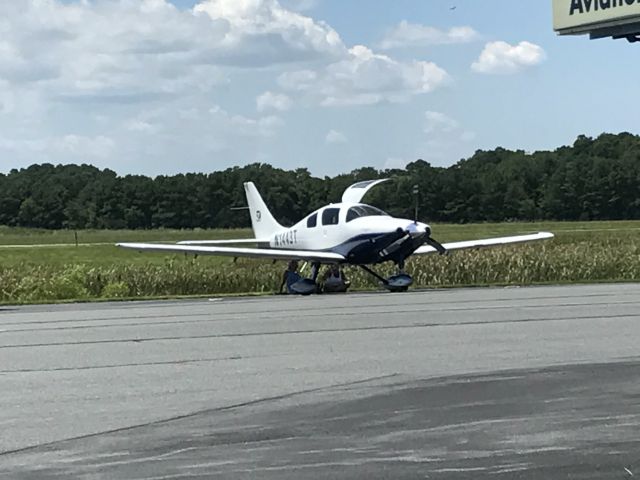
[{"x1": 1, "y1": 283, "x2": 639, "y2": 479}]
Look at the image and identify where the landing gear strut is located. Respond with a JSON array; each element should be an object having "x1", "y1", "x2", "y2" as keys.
[{"x1": 358, "y1": 264, "x2": 412, "y2": 292}]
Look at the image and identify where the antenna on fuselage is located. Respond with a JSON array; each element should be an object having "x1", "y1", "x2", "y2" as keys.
[{"x1": 412, "y1": 184, "x2": 419, "y2": 224}]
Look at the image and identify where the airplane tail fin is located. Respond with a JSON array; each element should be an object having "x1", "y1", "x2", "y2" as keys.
[{"x1": 243, "y1": 182, "x2": 284, "y2": 239}]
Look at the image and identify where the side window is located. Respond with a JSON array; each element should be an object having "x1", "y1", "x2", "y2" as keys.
[
  {"x1": 307, "y1": 213, "x2": 317, "y2": 228},
  {"x1": 321, "y1": 208, "x2": 340, "y2": 226}
]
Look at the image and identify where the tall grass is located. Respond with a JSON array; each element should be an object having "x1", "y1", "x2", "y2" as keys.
[
  {"x1": 350, "y1": 241, "x2": 640, "y2": 288},
  {"x1": 0, "y1": 259, "x2": 281, "y2": 302},
  {"x1": 0, "y1": 222, "x2": 638, "y2": 304}
]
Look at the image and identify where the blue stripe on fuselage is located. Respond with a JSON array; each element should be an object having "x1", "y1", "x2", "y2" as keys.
[
  {"x1": 324, "y1": 230, "x2": 426, "y2": 264},
  {"x1": 323, "y1": 232, "x2": 383, "y2": 257}
]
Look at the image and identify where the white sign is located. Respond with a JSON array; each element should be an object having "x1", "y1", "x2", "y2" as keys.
[{"x1": 553, "y1": 0, "x2": 640, "y2": 32}]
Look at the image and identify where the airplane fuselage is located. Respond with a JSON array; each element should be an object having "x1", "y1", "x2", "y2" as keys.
[{"x1": 267, "y1": 202, "x2": 430, "y2": 265}]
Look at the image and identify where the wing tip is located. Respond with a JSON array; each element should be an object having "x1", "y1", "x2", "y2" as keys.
[{"x1": 116, "y1": 242, "x2": 135, "y2": 249}]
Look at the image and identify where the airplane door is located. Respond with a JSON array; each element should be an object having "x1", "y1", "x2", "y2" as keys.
[{"x1": 321, "y1": 207, "x2": 340, "y2": 241}]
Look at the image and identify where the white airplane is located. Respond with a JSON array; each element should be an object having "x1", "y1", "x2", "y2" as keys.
[{"x1": 117, "y1": 179, "x2": 554, "y2": 293}]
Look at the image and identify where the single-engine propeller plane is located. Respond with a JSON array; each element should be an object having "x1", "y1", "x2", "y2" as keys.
[{"x1": 117, "y1": 179, "x2": 553, "y2": 294}]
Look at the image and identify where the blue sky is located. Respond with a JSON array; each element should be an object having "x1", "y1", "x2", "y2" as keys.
[{"x1": 0, "y1": 0, "x2": 638, "y2": 176}]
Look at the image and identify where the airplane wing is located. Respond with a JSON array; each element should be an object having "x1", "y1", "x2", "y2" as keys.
[
  {"x1": 177, "y1": 239, "x2": 264, "y2": 245},
  {"x1": 117, "y1": 242, "x2": 345, "y2": 263},
  {"x1": 413, "y1": 231, "x2": 554, "y2": 255},
  {"x1": 342, "y1": 179, "x2": 389, "y2": 204}
]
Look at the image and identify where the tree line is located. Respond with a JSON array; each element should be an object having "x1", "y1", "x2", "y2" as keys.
[{"x1": 1, "y1": 132, "x2": 639, "y2": 229}]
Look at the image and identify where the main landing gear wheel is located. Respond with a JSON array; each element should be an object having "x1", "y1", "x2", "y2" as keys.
[{"x1": 290, "y1": 278, "x2": 318, "y2": 295}]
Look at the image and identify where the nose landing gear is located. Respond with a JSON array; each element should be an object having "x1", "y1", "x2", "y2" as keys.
[
  {"x1": 358, "y1": 263, "x2": 413, "y2": 292},
  {"x1": 384, "y1": 273, "x2": 413, "y2": 292},
  {"x1": 354, "y1": 233, "x2": 447, "y2": 292}
]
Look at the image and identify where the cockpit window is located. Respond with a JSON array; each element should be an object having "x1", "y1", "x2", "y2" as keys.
[
  {"x1": 346, "y1": 205, "x2": 388, "y2": 222},
  {"x1": 307, "y1": 213, "x2": 317, "y2": 228},
  {"x1": 321, "y1": 208, "x2": 340, "y2": 225}
]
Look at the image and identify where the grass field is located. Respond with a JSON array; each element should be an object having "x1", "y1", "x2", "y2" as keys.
[{"x1": 0, "y1": 221, "x2": 638, "y2": 304}]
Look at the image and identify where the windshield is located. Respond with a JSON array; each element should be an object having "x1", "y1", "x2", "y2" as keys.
[{"x1": 346, "y1": 205, "x2": 389, "y2": 222}]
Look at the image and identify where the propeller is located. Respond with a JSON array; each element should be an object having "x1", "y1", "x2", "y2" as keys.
[
  {"x1": 425, "y1": 236, "x2": 447, "y2": 255},
  {"x1": 412, "y1": 184, "x2": 419, "y2": 224}
]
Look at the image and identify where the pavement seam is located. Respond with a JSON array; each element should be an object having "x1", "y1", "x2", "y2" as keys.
[
  {"x1": 0, "y1": 373, "x2": 401, "y2": 457},
  {"x1": 0, "y1": 312, "x2": 638, "y2": 349}
]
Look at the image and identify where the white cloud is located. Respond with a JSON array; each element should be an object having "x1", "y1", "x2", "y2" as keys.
[
  {"x1": 0, "y1": 0, "x2": 456, "y2": 175},
  {"x1": 279, "y1": 45, "x2": 449, "y2": 107},
  {"x1": 234, "y1": 114, "x2": 284, "y2": 137},
  {"x1": 383, "y1": 157, "x2": 410, "y2": 170},
  {"x1": 0, "y1": 0, "x2": 343, "y2": 174},
  {"x1": 210, "y1": 104, "x2": 284, "y2": 137},
  {"x1": 424, "y1": 111, "x2": 459, "y2": 134},
  {"x1": 256, "y1": 91, "x2": 292, "y2": 112},
  {"x1": 325, "y1": 129, "x2": 347, "y2": 144},
  {"x1": 280, "y1": 0, "x2": 320, "y2": 12},
  {"x1": 54, "y1": 135, "x2": 116, "y2": 158},
  {"x1": 0, "y1": 0, "x2": 229, "y2": 101},
  {"x1": 380, "y1": 21, "x2": 479, "y2": 50},
  {"x1": 0, "y1": 81, "x2": 43, "y2": 119},
  {"x1": 126, "y1": 119, "x2": 159, "y2": 134},
  {"x1": 0, "y1": 134, "x2": 115, "y2": 159},
  {"x1": 0, "y1": 0, "x2": 347, "y2": 101},
  {"x1": 381, "y1": 112, "x2": 476, "y2": 171},
  {"x1": 194, "y1": 0, "x2": 345, "y2": 65},
  {"x1": 471, "y1": 41, "x2": 546, "y2": 75},
  {"x1": 421, "y1": 110, "x2": 476, "y2": 166},
  {"x1": 277, "y1": 70, "x2": 319, "y2": 91},
  {"x1": 423, "y1": 110, "x2": 475, "y2": 142}
]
